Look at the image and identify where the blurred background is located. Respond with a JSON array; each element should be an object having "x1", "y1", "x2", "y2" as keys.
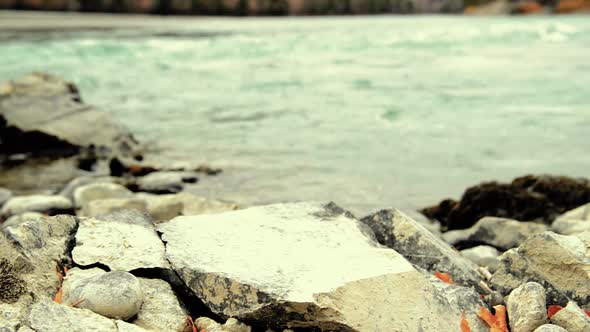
[{"x1": 1, "y1": 1, "x2": 589, "y2": 217}]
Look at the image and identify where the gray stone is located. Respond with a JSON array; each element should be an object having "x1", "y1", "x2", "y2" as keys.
[
  {"x1": 460, "y1": 245, "x2": 501, "y2": 272},
  {"x1": 0, "y1": 188, "x2": 12, "y2": 207},
  {"x1": 79, "y1": 198, "x2": 148, "y2": 218},
  {"x1": 60, "y1": 176, "x2": 118, "y2": 201},
  {"x1": 2, "y1": 215, "x2": 77, "y2": 299},
  {"x1": 63, "y1": 270, "x2": 143, "y2": 320},
  {"x1": 533, "y1": 324, "x2": 568, "y2": 332},
  {"x1": 16, "y1": 326, "x2": 35, "y2": 332},
  {"x1": 550, "y1": 301, "x2": 590, "y2": 332},
  {"x1": 136, "y1": 192, "x2": 238, "y2": 222},
  {"x1": 1, "y1": 195, "x2": 73, "y2": 217},
  {"x1": 429, "y1": 278, "x2": 489, "y2": 331},
  {"x1": 73, "y1": 182, "x2": 133, "y2": 208},
  {"x1": 115, "y1": 321, "x2": 151, "y2": 332},
  {"x1": 136, "y1": 171, "x2": 197, "y2": 194},
  {"x1": 0, "y1": 295, "x2": 33, "y2": 332},
  {"x1": 442, "y1": 217, "x2": 548, "y2": 250},
  {"x1": 159, "y1": 202, "x2": 491, "y2": 331},
  {"x1": 361, "y1": 208, "x2": 483, "y2": 287},
  {"x1": 491, "y1": 231, "x2": 590, "y2": 310},
  {"x1": 29, "y1": 298, "x2": 118, "y2": 332},
  {"x1": 551, "y1": 218, "x2": 590, "y2": 235},
  {"x1": 2, "y1": 212, "x2": 43, "y2": 229},
  {"x1": 506, "y1": 282, "x2": 547, "y2": 332},
  {"x1": 72, "y1": 214, "x2": 169, "y2": 271},
  {"x1": 556, "y1": 202, "x2": 590, "y2": 221},
  {"x1": 132, "y1": 278, "x2": 187, "y2": 332},
  {"x1": 194, "y1": 317, "x2": 252, "y2": 332},
  {"x1": 0, "y1": 72, "x2": 140, "y2": 158}
]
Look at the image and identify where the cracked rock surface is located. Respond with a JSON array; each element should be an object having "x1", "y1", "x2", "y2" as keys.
[
  {"x1": 72, "y1": 213, "x2": 169, "y2": 271},
  {"x1": 159, "y1": 202, "x2": 488, "y2": 331}
]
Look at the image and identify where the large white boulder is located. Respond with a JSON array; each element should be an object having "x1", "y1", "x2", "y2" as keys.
[{"x1": 159, "y1": 202, "x2": 487, "y2": 331}]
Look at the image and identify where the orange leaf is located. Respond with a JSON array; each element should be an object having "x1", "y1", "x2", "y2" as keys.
[
  {"x1": 492, "y1": 305, "x2": 508, "y2": 332},
  {"x1": 460, "y1": 311, "x2": 472, "y2": 332},
  {"x1": 478, "y1": 306, "x2": 497, "y2": 327},
  {"x1": 53, "y1": 287, "x2": 63, "y2": 304},
  {"x1": 434, "y1": 272, "x2": 456, "y2": 285},
  {"x1": 548, "y1": 305, "x2": 564, "y2": 319}
]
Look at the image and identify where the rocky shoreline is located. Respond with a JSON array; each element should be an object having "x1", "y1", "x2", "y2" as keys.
[{"x1": 1, "y1": 73, "x2": 590, "y2": 331}]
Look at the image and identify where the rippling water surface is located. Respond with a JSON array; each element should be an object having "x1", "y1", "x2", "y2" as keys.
[{"x1": 2, "y1": 15, "x2": 590, "y2": 216}]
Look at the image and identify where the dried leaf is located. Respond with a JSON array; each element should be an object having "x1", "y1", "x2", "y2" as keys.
[
  {"x1": 434, "y1": 272, "x2": 456, "y2": 285},
  {"x1": 492, "y1": 305, "x2": 508, "y2": 332},
  {"x1": 53, "y1": 287, "x2": 63, "y2": 304},
  {"x1": 547, "y1": 305, "x2": 564, "y2": 319},
  {"x1": 478, "y1": 306, "x2": 497, "y2": 327},
  {"x1": 460, "y1": 311, "x2": 472, "y2": 332}
]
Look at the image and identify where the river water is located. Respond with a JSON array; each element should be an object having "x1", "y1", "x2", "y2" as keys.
[{"x1": 2, "y1": 14, "x2": 589, "y2": 216}]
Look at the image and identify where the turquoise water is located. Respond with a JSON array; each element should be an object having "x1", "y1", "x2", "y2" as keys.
[{"x1": 2, "y1": 15, "x2": 590, "y2": 216}]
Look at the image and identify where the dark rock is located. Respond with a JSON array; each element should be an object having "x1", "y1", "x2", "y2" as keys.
[
  {"x1": 361, "y1": 208, "x2": 484, "y2": 288},
  {"x1": 0, "y1": 73, "x2": 140, "y2": 164},
  {"x1": 421, "y1": 175, "x2": 590, "y2": 230},
  {"x1": 442, "y1": 217, "x2": 547, "y2": 251}
]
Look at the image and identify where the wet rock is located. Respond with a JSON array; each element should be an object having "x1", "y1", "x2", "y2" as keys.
[
  {"x1": 132, "y1": 278, "x2": 187, "y2": 332},
  {"x1": 1, "y1": 194, "x2": 73, "y2": 217},
  {"x1": 2, "y1": 212, "x2": 43, "y2": 229},
  {"x1": 136, "y1": 192, "x2": 238, "y2": 222},
  {"x1": 29, "y1": 298, "x2": 118, "y2": 331},
  {"x1": 506, "y1": 282, "x2": 547, "y2": 332},
  {"x1": 195, "y1": 317, "x2": 252, "y2": 332},
  {"x1": 422, "y1": 175, "x2": 590, "y2": 230},
  {"x1": 491, "y1": 231, "x2": 590, "y2": 309},
  {"x1": 72, "y1": 213, "x2": 169, "y2": 271},
  {"x1": 134, "y1": 171, "x2": 198, "y2": 194},
  {"x1": 551, "y1": 218, "x2": 590, "y2": 235},
  {"x1": 460, "y1": 245, "x2": 501, "y2": 272},
  {"x1": 442, "y1": 217, "x2": 547, "y2": 251},
  {"x1": 79, "y1": 197, "x2": 148, "y2": 218},
  {"x1": 550, "y1": 301, "x2": 590, "y2": 332},
  {"x1": 0, "y1": 157, "x2": 87, "y2": 194},
  {"x1": 0, "y1": 187, "x2": 12, "y2": 207},
  {"x1": 361, "y1": 208, "x2": 483, "y2": 287},
  {"x1": 63, "y1": 270, "x2": 143, "y2": 320},
  {"x1": 73, "y1": 182, "x2": 132, "y2": 208},
  {"x1": 159, "y1": 202, "x2": 489, "y2": 331},
  {"x1": 533, "y1": 324, "x2": 568, "y2": 332},
  {"x1": 0, "y1": 72, "x2": 140, "y2": 161}
]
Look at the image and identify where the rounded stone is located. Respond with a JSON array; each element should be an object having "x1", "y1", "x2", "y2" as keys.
[
  {"x1": 73, "y1": 182, "x2": 133, "y2": 208},
  {"x1": 507, "y1": 282, "x2": 547, "y2": 332},
  {"x1": 533, "y1": 324, "x2": 568, "y2": 332},
  {"x1": 67, "y1": 271, "x2": 143, "y2": 320}
]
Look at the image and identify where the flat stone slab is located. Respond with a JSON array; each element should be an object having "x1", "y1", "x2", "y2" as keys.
[
  {"x1": 1, "y1": 195, "x2": 73, "y2": 217},
  {"x1": 159, "y1": 202, "x2": 487, "y2": 331},
  {"x1": 72, "y1": 214, "x2": 169, "y2": 271}
]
